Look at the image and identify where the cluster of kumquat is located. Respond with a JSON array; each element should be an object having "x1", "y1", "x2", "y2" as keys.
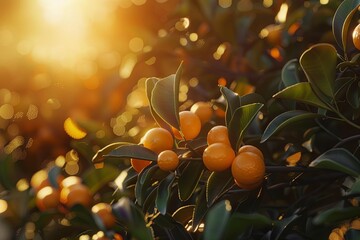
[
  {"x1": 30, "y1": 168, "x2": 123, "y2": 239},
  {"x1": 328, "y1": 218, "x2": 360, "y2": 240},
  {"x1": 130, "y1": 101, "x2": 266, "y2": 191}
]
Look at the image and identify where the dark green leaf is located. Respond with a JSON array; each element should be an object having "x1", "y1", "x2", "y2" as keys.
[
  {"x1": 206, "y1": 169, "x2": 234, "y2": 207},
  {"x1": 154, "y1": 214, "x2": 193, "y2": 240},
  {"x1": 106, "y1": 144, "x2": 158, "y2": 162},
  {"x1": 204, "y1": 200, "x2": 232, "y2": 240},
  {"x1": 178, "y1": 161, "x2": 204, "y2": 201},
  {"x1": 92, "y1": 142, "x2": 132, "y2": 164},
  {"x1": 69, "y1": 204, "x2": 98, "y2": 228},
  {"x1": 281, "y1": 59, "x2": 300, "y2": 87},
  {"x1": 313, "y1": 207, "x2": 360, "y2": 226},
  {"x1": 82, "y1": 165, "x2": 120, "y2": 194},
  {"x1": 192, "y1": 188, "x2": 207, "y2": 230},
  {"x1": 309, "y1": 148, "x2": 360, "y2": 177},
  {"x1": 151, "y1": 63, "x2": 182, "y2": 129},
  {"x1": 342, "y1": 1, "x2": 360, "y2": 55},
  {"x1": 223, "y1": 213, "x2": 272, "y2": 239},
  {"x1": 129, "y1": 200, "x2": 154, "y2": 240},
  {"x1": 345, "y1": 229, "x2": 360, "y2": 240},
  {"x1": 71, "y1": 141, "x2": 95, "y2": 162},
  {"x1": 332, "y1": 0, "x2": 360, "y2": 50},
  {"x1": 0, "y1": 154, "x2": 16, "y2": 190},
  {"x1": 113, "y1": 167, "x2": 138, "y2": 192},
  {"x1": 261, "y1": 110, "x2": 319, "y2": 143},
  {"x1": 156, "y1": 172, "x2": 175, "y2": 215},
  {"x1": 271, "y1": 215, "x2": 301, "y2": 240},
  {"x1": 273, "y1": 82, "x2": 331, "y2": 110},
  {"x1": 300, "y1": 44, "x2": 337, "y2": 98},
  {"x1": 220, "y1": 86, "x2": 241, "y2": 127},
  {"x1": 135, "y1": 164, "x2": 159, "y2": 206},
  {"x1": 228, "y1": 103, "x2": 263, "y2": 150},
  {"x1": 142, "y1": 186, "x2": 158, "y2": 213},
  {"x1": 172, "y1": 205, "x2": 195, "y2": 225},
  {"x1": 348, "y1": 178, "x2": 360, "y2": 195},
  {"x1": 347, "y1": 80, "x2": 360, "y2": 109},
  {"x1": 146, "y1": 77, "x2": 172, "y2": 131}
]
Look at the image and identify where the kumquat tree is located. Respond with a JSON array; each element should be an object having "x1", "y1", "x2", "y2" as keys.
[{"x1": 4, "y1": 0, "x2": 360, "y2": 239}]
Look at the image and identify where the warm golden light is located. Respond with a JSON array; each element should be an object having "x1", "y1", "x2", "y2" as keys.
[
  {"x1": 0, "y1": 199, "x2": 8, "y2": 214},
  {"x1": 276, "y1": 3, "x2": 288, "y2": 23},
  {"x1": 64, "y1": 118, "x2": 87, "y2": 140}
]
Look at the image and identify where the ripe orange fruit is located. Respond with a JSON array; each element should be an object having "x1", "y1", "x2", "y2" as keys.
[
  {"x1": 60, "y1": 184, "x2": 92, "y2": 208},
  {"x1": 238, "y1": 145, "x2": 264, "y2": 160},
  {"x1": 202, "y1": 143, "x2": 235, "y2": 171},
  {"x1": 157, "y1": 150, "x2": 179, "y2": 171},
  {"x1": 231, "y1": 152, "x2": 265, "y2": 190},
  {"x1": 142, "y1": 128, "x2": 174, "y2": 154},
  {"x1": 353, "y1": 23, "x2": 360, "y2": 50},
  {"x1": 207, "y1": 125, "x2": 231, "y2": 146},
  {"x1": 60, "y1": 176, "x2": 82, "y2": 189},
  {"x1": 190, "y1": 101, "x2": 213, "y2": 124},
  {"x1": 131, "y1": 158, "x2": 152, "y2": 173},
  {"x1": 92, "y1": 203, "x2": 116, "y2": 228},
  {"x1": 172, "y1": 111, "x2": 201, "y2": 140},
  {"x1": 36, "y1": 186, "x2": 60, "y2": 211}
]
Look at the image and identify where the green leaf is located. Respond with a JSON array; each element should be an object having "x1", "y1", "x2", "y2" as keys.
[
  {"x1": 342, "y1": 1, "x2": 360, "y2": 55},
  {"x1": 223, "y1": 213, "x2": 272, "y2": 239},
  {"x1": 178, "y1": 161, "x2": 204, "y2": 201},
  {"x1": 0, "y1": 154, "x2": 16, "y2": 190},
  {"x1": 135, "y1": 165, "x2": 159, "y2": 206},
  {"x1": 192, "y1": 188, "x2": 208, "y2": 230},
  {"x1": 261, "y1": 110, "x2": 319, "y2": 143},
  {"x1": 273, "y1": 82, "x2": 331, "y2": 110},
  {"x1": 129, "y1": 200, "x2": 154, "y2": 240},
  {"x1": 71, "y1": 141, "x2": 95, "y2": 163},
  {"x1": 332, "y1": 0, "x2": 360, "y2": 50},
  {"x1": 206, "y1": 169, "x2": 234, "y2": 207},
  {"x1": 300, "y1": 44, "x2": 337, "y2": 98},
  {"x1": 172, "y1": 205, "x2": 195, "y2": 225},
  {"x1": 309, "y1": 148, "x2": 360, "y2": 177},
  {"x1": 345, "y1": 229, "x2": 360, "y2": 240},
  {"x1": 347, "y1": 80, "x2": 360, "y2": 109},
  {"x1": 146, "y1": 77, "x2": 172, "y2": 131},
  {"x1": 156, "y1": 172, "x2": 175, "y2": 215},
  {"x1": 228, "y1": 103, "x2": 263, "y2": 150},
  {"x1": 153, "y1": 214, "x2": 193, "y2": 240},
  {"x1": 69, "y1": 204, "x2": 98, "y2": 228},
  {"x1": 92, "y1": 142, "x2": 132, "y2": 164},
  {"x1": 271, "y1": 215, "x2": 301, "y2": 240},
  {"x1": 220, "y1": 86, "x2": 241, "y2": 127},
  {"x1": 151, "y1": 63, "x2": 182, "y2": 129},
  {"x1": 281, "y1": 59, "x2": 300, "y2": 87},
  {"x1": 106, "y1": 144, "x2": 158, "y2": 162},
  {"x1": 82, "y1": 165, "x2": 120, "y2": 194},
  {"x1": 313, "y1": 207, "x2": 360, "y2": 226},
  {"x1": 204, "y1": 200, "x2": 232, "y2": 240},
  {"x1": 348, "y1": 178, "x2": 360, "y2": 195}
]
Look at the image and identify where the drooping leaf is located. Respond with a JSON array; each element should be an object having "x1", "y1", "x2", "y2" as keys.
[
  {"x1": 300, "y1": 44, "x2": 337, "y2": 99},
  {"x1": 261, "y1": 110, "x2": 319, "y2": 143},
  {"x1": 129, "y1": 200, "x2": 155, "y2": 240},
  {"x1": 82, "y1": 165, "x2": 120, "y2": 194},
  {"x1": 271, "y1": 215, "x2": 301, "y2": 240},
  {"x1": 172, "y1": 205, "x2": 195, "y2": 225},
  {"x1": 281, "y1": 59, "x2": 300, "y2": 87},
  {"x1": 142, "y1": 186, "x2": 158, "y2": 213},
  {"x1": 206, "y1": 169, "x2": 234, "y2": 207},
  {"x1": 92, "y1": 142, "x2": 132, "y2": 164},
  {"x1": 192, "y1": 188, "x2": 208, "y2": 230},
  {"x1": 146, "y1": 77, "x2": 172, "y2": 131},
  {"x1": 153, "y1": 214, "x2": 193, "y2": 240},
  {"x1": 156, "y1": 172, "x2": 176, "y2": 215},
  {"x1": 135, "y1": 165, "x2": 159, "y2": 206},
  {"x1": 220, "y1": 86, "x2": 241, "y2": 127},
  {"x1": 106, "y1": 144, "x2": 158, "y2": 162},
  {"x1": 313, "y1": 207, "x2": 360, "y2": 226},
  {"x1": 223, "y1": 213, "x2": 273, "y2": 239},
  {"x1": 178, "y1": 161, "x2": 204, "y2": 201},
  {"x1": 204, "y1": 200, "x2": 232, "y2": 240},
  {"x1": 151, "y1": 63, "x2": 182, "y2": 129},
  {"x1": 273, "y1": 82, "x2": 331, "y2": 110},
  {"x1": 228, "y1": 103, "x2": 263, "y2": 150},
  {"x1": 309, "y1": 148, "x2": 360, "y2": 177},
  {"x1": 332, "y1": 0, "x2": 360, "y2": 50}
]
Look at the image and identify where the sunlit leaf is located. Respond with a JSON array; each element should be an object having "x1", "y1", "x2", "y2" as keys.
[
  {"x1": 178, "y1": 161, "x2": 204, "y2": 201},
  {"x1": 228, "y1": 103, "x2": 263, "y2": 150},
  {"x1": 82, "y1": 165, "x2": 120, "y2": 194},
  {"x1": 204, "y1": 200, "x2": 232, "y2": 240},
  {"x1": 105, "y1": 144, "x2": 158, "y2": 162},
  {"x1": 282, "y1": 59, "x2": 300, "y2": 87},
  {"x1": 92, "y1": 142, "x2": 132, "y2": 164},
  {"x1": 146, "y1": 77, "x2": 172, "y2": 131},
  {"x1": 220, "y1": 86, "x2": 241, "y2": 127},
  {"x1": 300, "y1": 44, "x2": 337, "y2": 98},
  {"x1": 261, "y1": 110, "x2": 319, "y2": 143},
  {"x1": 156, "y1": 172, "x2": 175, "y2": 215},
  {"x1": 309, "y1": 148, "x2": 360, "y2": 177},
  {"x1": 206, "y1": 169, "x2": 234, "y2": 207},
  {"x1": 273, "y1": 82, "x2": 331, "y2": 110},
  {"x1": 151, "y1": 63, "x2": 182, "y2": 129}
]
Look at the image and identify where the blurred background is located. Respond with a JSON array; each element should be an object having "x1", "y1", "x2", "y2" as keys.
[{"x1": 0, "y1": 0, "x2": 338, "y2": 238}]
